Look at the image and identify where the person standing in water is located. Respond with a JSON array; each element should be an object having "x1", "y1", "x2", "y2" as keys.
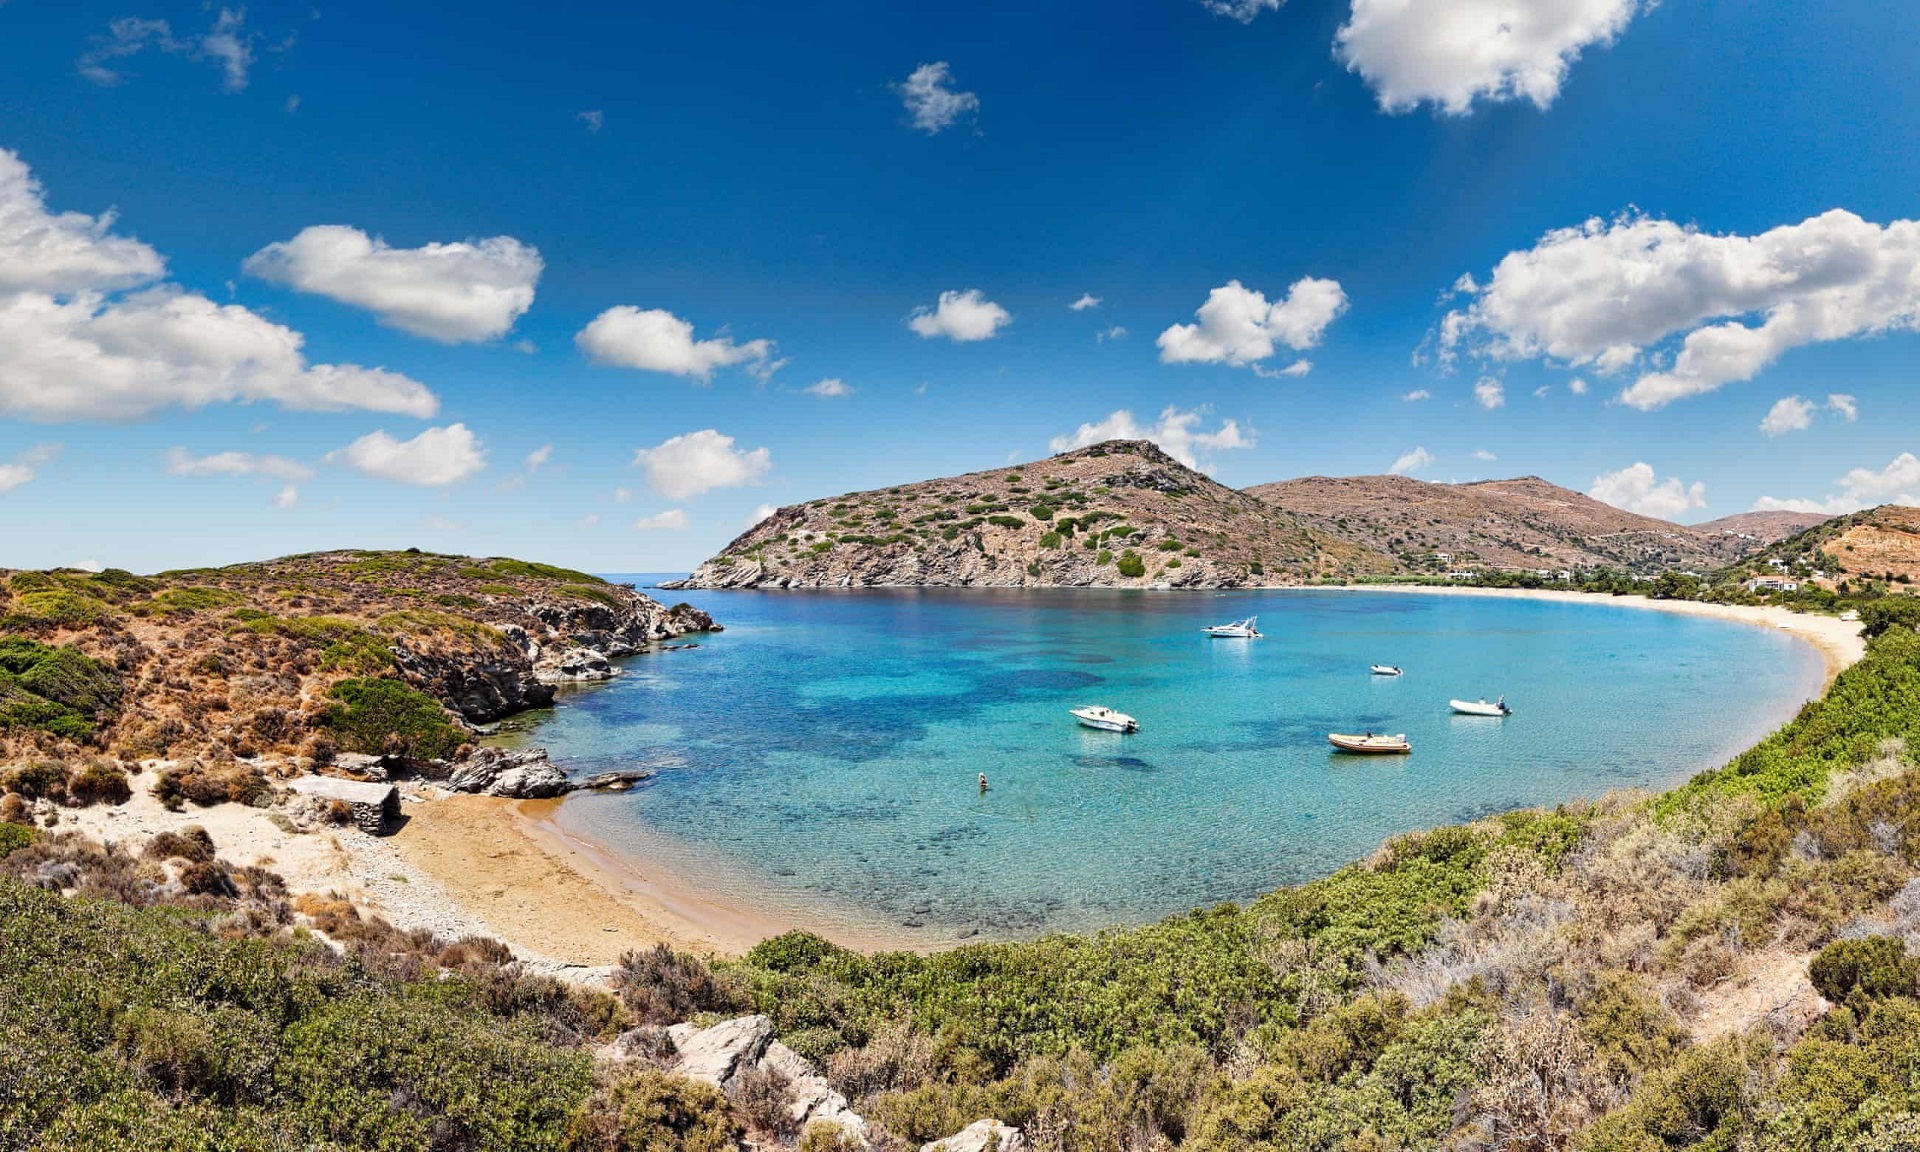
[{"x1": 978, "y1": 773, "x2": 989, "y2": 792}]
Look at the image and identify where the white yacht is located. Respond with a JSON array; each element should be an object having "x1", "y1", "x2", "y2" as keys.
[
  {"x1": 1203, "y1": 616, "x2": 1262, "y2": 638},
  {"x1": 1071, "y1": 705, "x2": 1140, "y2": 733}
]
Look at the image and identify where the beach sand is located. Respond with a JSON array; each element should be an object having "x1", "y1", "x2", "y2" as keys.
[{"x1": 68, "y1": 590, "x2": 1867, "y2": 972}]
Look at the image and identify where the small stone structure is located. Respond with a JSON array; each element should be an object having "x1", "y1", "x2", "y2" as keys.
[{"x1": 288, "y1": 775, "x2": 401, "y2": 835}]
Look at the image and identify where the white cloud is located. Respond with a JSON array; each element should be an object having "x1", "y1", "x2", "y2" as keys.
[
  {"x1": 1754, "y1": 452, "x2": 1920, "y2": 515},
  {"x1": 1568, "y1": 377, "x2": 1589, "y2": 395},
  {"x1": 1336, "y1": 0, "x2": 1643, "y2": 115},
  {"x1": 1588, "y1": 462, "x2": 1706, "y2": 520},
  {"x1": 613, "y1": 486, "x2": 633, "y2": 503},
  {"x1": 524, "y1": 444, "x2": 553, "y2": 471},
  {"x1": 578, "y1": 110, "x2": 603, "y2": 133},
  {"x1": 0, "y1": 149, "x2": 436, "y2": 422},
  {"x1": 1047, "y1": 406, "x2": 1253, "y2": 470},
  {"x1": 327, "y1": 423, "x2": 486, "y2": 487},
  {"x1": 1473, "y1": 377, "x2": 1505, "y2": 409},
  {"x1": 633, "y1": 429, "x2": 771, "y2": 500},
  {"x1": 165, "y1": 447, "x2": 313, "y2": 481},
  {"x1": 80, "y1": 9, "x2": 257, "y2": 92},
  {"x1": 1440, "y1": 210, "x2": 1920, "y2": 410},
  {"x1": 805, "y1": 377, "x2": 854, "y2": 398},
  {"x1": 0, "y1": 444, "x2": 58, "y2": 495},
  {"x1": 1532, "y1": 384, "x2": 1550, "y2": 398},
  {"x1": 633, "y1": 509, "x2": 689, "y2": 531},
  {"x1": 243, "y1": 226, "x2": 542, "y2": 343},
  {"x1": 1200, "y1": 0, "x2": 1284, "y2": 22},
  {"x1": 908, "y1": 289, "x2": 1011, "y2": 342},
  {"x1": 896, "y1": 62, "x2": 979, "y2": 134},
  {"x1": 577, "y1": 306, "x2": 776, "y2": 380},
  {"x1": 1157, "y1": 278, "x2": 1348, "y2": 369},
  {"x1": 1828, "y1": 393, "x2": 1859, "y2": 421},
  {"x1": 1403, "y1": 388, "x2": 1431, "y2": 401},
  {"x1": 1273, "y1": 358, "x2": 1314, "y2": 378},
  {"x1": 272, "y1": 484, "x2": 298, "y2": 509},
  {"x1": 582, "y1": 513, "x2": 601, "y2": 527},
  {"x1": 1097, "y1": 325, "x2": 1127, "y2": 343},
  {"x1": 747, "y1": 503, "x2": 778, "y2": 527},
  {"x1": 1389, "y1": 446, "x2": 1434, "y2": 476},
  {"x1": 1069, "y1": 294, "x2": 1101, "y2": 311},
  {"x1": 72, "y1": 560, "x2": 104, "y2": 573},
  {"x1": 1759, "y1": 395, "x2": 1814, "y2": 437},
  {"x1": 1473, "y1": 449, "x2": 1498, "y2": 461}
]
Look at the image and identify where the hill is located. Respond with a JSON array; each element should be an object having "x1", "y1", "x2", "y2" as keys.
[
  {"x1": 1694, "y1": 509, "x2": 1836, "y2": 544},
  {"x1": 0, "y1": 550, "x2": 714, "y2": 767},
  {"x1": 1742, "y1": 504, "x2": 1920, "y2": 592},
  {"x1": 1247, "y1": 473, "x2": 1757, "y2": 576},
  {"x1": 671, "y1": 440, "x2": 1396, "y2": 589}
]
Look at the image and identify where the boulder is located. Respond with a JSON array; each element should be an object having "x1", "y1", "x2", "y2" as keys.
[
  {"x1": 763, "y1": 1041, "x2": 869, "y2": 1141},
  {"x1": 669, "y1": 1015, "x2": 774, "y2": 1088},
  {"x1": 534, "y1": 646, "x2": 615, "y2": 684},
  {"x1": 922, "y1": 1120, "x2": 1027, "y2": 1152},
  {"x1": 445, "y1": 747, "x2": 571, "y2": 799}
]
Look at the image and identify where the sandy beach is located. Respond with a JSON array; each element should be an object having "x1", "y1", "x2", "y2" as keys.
[{"x1": 68, "y1": 589, "x2": 1867, "y2": 973}]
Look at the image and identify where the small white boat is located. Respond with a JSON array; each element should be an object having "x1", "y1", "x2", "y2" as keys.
[
  {"x1": 1071, "y1": 705, "x2": 1139, "y2": 733},
  {"x1": 1450, "y1": 697, "x2": 1512, "y2": 717},
  {"x1": 1329, "y1": 732, "x2": 1411, "y2": 755},
  {"x1": 1203, "y1": 616, "x2": 1262, "y2": 638},
  {"x1": 1370, "y1": 665, "x2": 1403, "y2": 676}
]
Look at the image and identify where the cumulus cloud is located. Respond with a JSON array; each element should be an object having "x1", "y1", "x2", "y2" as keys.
[
  {"x1": 1828, "y1": 393, "x2": 1859, "y2": 421},
  {"x1": 577, "y1": 306, "x2": 777, "y2": 380},
  {"x1": 1403, "y1": 389, "x2": 1431, "y2": 401},
  {"x1": 1753, "y1": 452, "x2": 1920, "y2": 515},
  {"x1": 747, "y1": 503, "x2": 778, "y2": 527},
  {"x1": 165, "y1": 447, "x2": 312, "y2": 481},
  {"x1": 0, "y1": 149, "x2": 436, "y2": 422},
  {"x1": 908, "y1": 289, "x2": 1011, "y2": 342},
  {"x1": 633, "y1": 429, "x2": 771, "y2": 500},
  {"x1": 244, "y1": 226, "x2": 542, "y2": 343},
  {"x1": 79, "y1": 8, "x2": 256, "y2": 92},
  {"x1": 1473, "y1": 377, "x2": 1505, "y2": 409},
  {"x1": 1200, "y1": 0, "x2": 1284, "y2": 22},
  {"x1": 1273, "y1": 358, "x2": 1314, "y2": 378},
  {"x1": 1048, "y1": 406, "x2": 1253, "y2": 470},
  {"x1": 805, "y1": 377, "x2": 853, "y2": 398},
  {"x1": 1389, "y1": 446, "x2": 1434, "y2": 476},
  {"x1": 633, "y1": 509, "x2": 689, "y2": 531},
  {"x1": 1336, "y1": 0, "x2": 1643, "y2": 115},
  {"x1": 1069, "y1": 294, "x2": 1101, "y2": 311},
  {"x1": 1440, "y1": 210, "x2": 1920, "y2": 411},
  {"x1": 327, "y1": 423, "x2": 486, "y2": 487},
  {"x1": 1568, "y1": 377, "x2": 1589, "y2": 395},
  {"x1": 1157, "y1": 278, "x2": 1348, "y2": 369},
  {"x1": 273, "y1": 484, "x2": 298, "y2": 509},
  {"x1": 0, "y1": 444, "x2": 59, "y2": 495},
  {"x1": 1588, "y1": 462, "x2": 1706, "y2": 520},
  {"x1": 896, "y1": 62, "x2": 979, "y2": 134},
  {"x1": 1759, "y1": 396, "x2": 1815, "y2": 437}
]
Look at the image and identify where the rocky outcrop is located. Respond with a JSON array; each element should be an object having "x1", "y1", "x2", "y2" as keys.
[
  {"x1": 443, "y1": 747, "x2": 572, "y2": 799},
  {"x1": 662, "y1": 1016, "x2": 870, "y2": 1142},
  {"x1": 667, "y1": 440, "x2": 1389, "y2": 591},
  {"x1": 922, "y1": 1119, "x2": 1027, "y2": 1152}
]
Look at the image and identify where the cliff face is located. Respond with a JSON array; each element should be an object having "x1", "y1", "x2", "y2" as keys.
[
  {"x1": 0, "y1": 551, "x2": 717, "y2": 760},
  {"x1": 1249, "y1": 474, "x2": 1765, "y2": 576},
  {"x1": 670, "y1": 440, "x2": 1395, "y2": 590}
]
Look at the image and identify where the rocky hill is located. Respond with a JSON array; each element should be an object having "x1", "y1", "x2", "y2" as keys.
[
  {"x1": 1695, "y1": 509, "x2": 1836, "y2": 545},
  {"x1": 671, "y1": 440, "x2": 1395, "y2": 589},
  {"x1": 0, "y1": 550, "x2": 715, "y2": 766},
  {"x1": 1746, "y1": 504, "x2": 1920, "y2": 591},
  {"x1": 1248, "y1": 474, "x2": 1758, "y2": 577}
]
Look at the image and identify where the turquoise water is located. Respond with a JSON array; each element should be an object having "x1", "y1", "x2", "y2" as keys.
[{"x1": 525, "y1": 586, "x2": 1823, "y2": 943}]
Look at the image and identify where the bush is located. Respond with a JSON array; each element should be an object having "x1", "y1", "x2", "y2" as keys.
[
  {"x1": 67, "y1": 759, "x2": 131, "y2": 806},
  {"x1": 152, "y1": 762, "x2": 269, "y2": 810},
  {"x1": 1861, "y1": 598, "x2": 1920, "y2": 639},
  {"x1": 2, "y1": 759, "x2": 68, "y2": 801},
  {"x1": 0, "y1": 638, "x2": 122, "y2": 739},
  {"x1": 1809, "y1": 937, "x2": 1919, "y2": 1005},
  {"x1": 0, "y1": 822, "x2": 36, "y2": 857},
  {"x1": 144, "y1": 826, "x2": 217, "y2": 864},
  {"x1": 1116, "y1": 551, "x2": 1146, "y2": 578},
  {"x1": 322, "y1": 678, "x2": 466, "y2": 761},
  {"x1": 613, "y1": 944, "x2": 742, "y2": 1026}
]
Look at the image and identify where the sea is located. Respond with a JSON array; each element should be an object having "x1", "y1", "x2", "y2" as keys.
[{"x1": 509, "y1": 583, "x2": 1824, "y2": 944}]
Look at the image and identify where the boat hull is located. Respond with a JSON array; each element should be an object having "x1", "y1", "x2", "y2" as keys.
[
  {"x1": 1328, "y1": 733, "x2": 1411, "y2": 755},
  {"x1": 1076, "y1": 717, "x2": 1134, "y2": 732},
  {"x1": 1449, "y1": 700, "x2": 1511, "y2": 717}
]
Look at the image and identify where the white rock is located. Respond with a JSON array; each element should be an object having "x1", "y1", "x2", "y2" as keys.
[
  {"x1": 670, "y1": 1014, "x2": 773, "y2": 1087},
  {"x1": 922, "y1": 1119, "x2": 1027, "y2": 1152}
]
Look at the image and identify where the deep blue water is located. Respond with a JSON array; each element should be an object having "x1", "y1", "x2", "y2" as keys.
[{"x1": 517, "y1": 584, "x2": 1824, "y2": 943}]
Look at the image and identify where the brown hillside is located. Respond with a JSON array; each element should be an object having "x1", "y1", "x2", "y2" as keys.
[
  {"x1": 1694, "y1": 510, "x2": 1835, "y2": 544},
  {"x1": 672, "y1": 440, "x2": 1396, "y2": 589},
  {"x1": 1247, "y1": 474, "x2": 1754, "y2": 576}
]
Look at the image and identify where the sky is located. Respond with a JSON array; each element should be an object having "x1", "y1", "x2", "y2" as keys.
[{"x1": 0, "y1": 0, "x2": 1917, "y2": 574}]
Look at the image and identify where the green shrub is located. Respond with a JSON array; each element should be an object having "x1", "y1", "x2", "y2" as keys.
[
  {"x1": 1809, "y1": 937, "x2": 1919, "y2": 1005},
  {"x1": 986, "y1": 516, "x2": 1026, "y2": 530},
  {"x1": 0, "y1": 822, "x2": 36, "y2": 857},
  {"x1": 147, "y1": 587, "x2": 245, "y2": 615},
  {"x1": 1861, "y1": 597, "x2": 1920, "y2": 639},
  {"x1": 1029, "y1": 504, "x2": 1055, "y2": 521},
  {"x1": 1038, "y1": 532, "x2": 1063, "y2": 549},
  {"x1": 322, "y1": 679, "x2": 466, "y2": 761},
  {"x1": 487, "y1": 558, "x2": 603, "y2": 584},
  {"x1": 1116, "y1": 552, "x2": 1146, "y2": 578},
  {"x1": 0, "y1": 638, "x2": 122, "y2": 738}
]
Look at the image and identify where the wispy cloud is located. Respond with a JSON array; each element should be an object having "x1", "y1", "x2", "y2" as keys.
[{"x1": 896, "y1": 62, "x2": 978, "y2": 134}]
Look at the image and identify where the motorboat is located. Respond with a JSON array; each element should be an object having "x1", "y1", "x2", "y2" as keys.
[
  {"x1": 1203, "y1": 617, "x2": 1262, "y2": 638},
  {"x1": 1370, "y1": 665, "x2": 1403, "y2": 676},
  {"x1": 1329, "y1": 732, "x2": 1411, "y2": 755},
  {"x1": 1450, "y1": 697, "x2": 1512, "y2": 717},
  {"x1": 1071, "y1": 705, "x2": 1139, "y2": 733}
]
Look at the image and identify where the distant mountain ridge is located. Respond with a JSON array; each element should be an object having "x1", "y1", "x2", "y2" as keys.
[
  {"x1": 671, "y1": 441, "x2": 1797, "y2": 589},
  {"x1": 1694, "y1": 510, "x2": 1835, "y2": 544}
]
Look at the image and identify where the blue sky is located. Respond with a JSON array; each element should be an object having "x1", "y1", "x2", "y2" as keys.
[{"x1": 1, "y1": 0, "x2": 1917, "y2": 573}]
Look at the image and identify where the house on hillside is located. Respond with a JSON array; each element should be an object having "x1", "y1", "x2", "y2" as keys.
[{"x1": 1745, "y1": 576, "x2": 1800, "y2": 593}]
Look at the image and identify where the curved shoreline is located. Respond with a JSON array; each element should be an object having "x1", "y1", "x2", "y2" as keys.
[{"x1": 378, "y1": 587, "x2": 1864, "y2": 963}]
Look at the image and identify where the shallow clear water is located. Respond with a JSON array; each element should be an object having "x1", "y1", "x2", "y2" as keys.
[{"x1": 522, "y1": 585, "x2": 1823, "y2": 943}]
